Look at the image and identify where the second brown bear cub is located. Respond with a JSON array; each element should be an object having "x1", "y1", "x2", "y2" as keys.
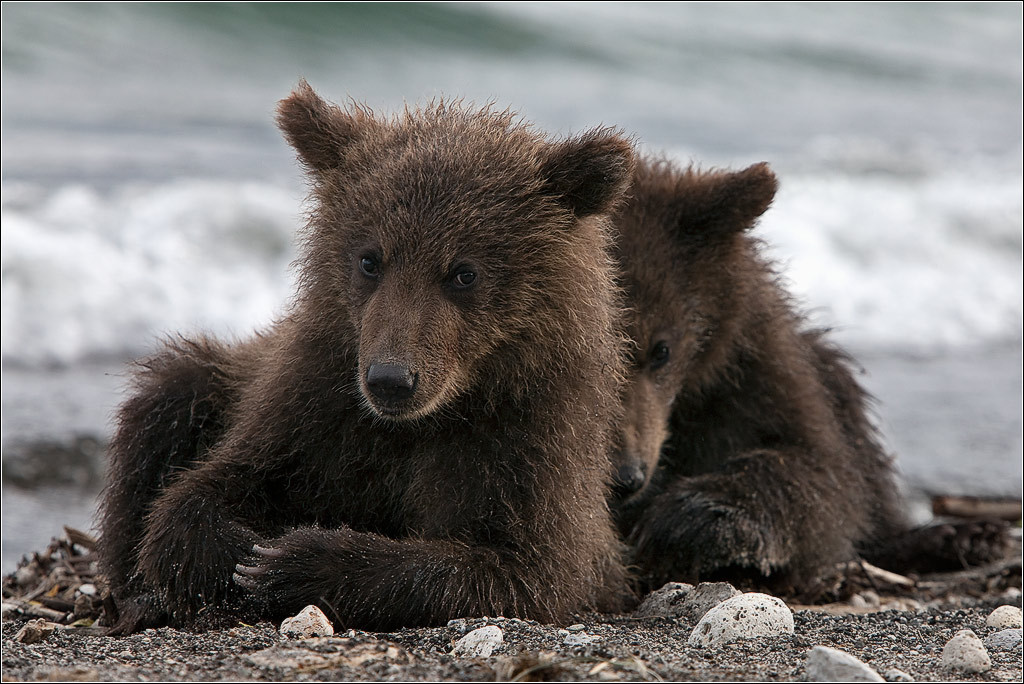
[
  {"x1": 97, "y1": 82, "x2": 634, "y2": 633},
  {"x1": 611, "y1": 158, "x2": 907, "y2": 593}
]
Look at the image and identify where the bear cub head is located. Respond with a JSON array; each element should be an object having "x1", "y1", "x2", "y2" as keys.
[
  {"x1": 611, "y1": 159, "x2": 779, "y2": 495},
  {"x1": 277, "y1": 81, "x2": 634, "y2": 421}
]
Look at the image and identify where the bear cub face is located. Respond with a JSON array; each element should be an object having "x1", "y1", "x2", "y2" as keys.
[
  {"x1": 611, "y1": 160, "x2": 778, "y2": 495},
  {"x1": 278, "y1": 83, "x2": 632, "y2": 420}
]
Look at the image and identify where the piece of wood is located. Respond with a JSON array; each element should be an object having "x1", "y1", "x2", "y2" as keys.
[
  {"x1": 63, "y1": 526, "x2": 98, "y2": 551},
  {"x1": 859, "y1": 560, "x2": 916, "y2": 588},
  {"x1": 14, "y1": 618, "x2": 57, "y2": 644},
  {"x1": 932, "y1": 495, "x2": 1022, "y2": 521},
  {"x1": 6, "y1": 599, "x2": 67, "y2": 622}
]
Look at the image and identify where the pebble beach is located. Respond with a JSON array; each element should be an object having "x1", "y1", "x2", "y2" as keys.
[
  {"x1": 3, "y1": 528, "x2": 1021, "y2": 682},
  {"x1": 3, "y1": 589, "x2": 1022, "y2": 682}
]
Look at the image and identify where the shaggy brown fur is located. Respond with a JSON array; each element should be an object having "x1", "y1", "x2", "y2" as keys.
[
  {"x1": 610, "y1": 158, "x2": 909, "y2": 594},
  {"x1": 97, "y1": 81, "x2": 635, "y2": 634}
]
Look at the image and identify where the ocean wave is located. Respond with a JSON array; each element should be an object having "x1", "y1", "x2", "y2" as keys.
[
  {"x1": 2, "y1": 164, "x2": 1020, "y2": 367},
  {"x1": 757, "y1": 163, "x2": 1023, "y2": 351},
  {"x1": 1, "y1": 179, "x2": 300, "y2": 366}
]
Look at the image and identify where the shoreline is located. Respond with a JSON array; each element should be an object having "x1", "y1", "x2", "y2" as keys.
[
  {"x1": 3, "y1": 595, "x2": 1022, "y2": 682},
  {"x1": 2, "y1": 528, "x2": 1021, "y2": 682}
]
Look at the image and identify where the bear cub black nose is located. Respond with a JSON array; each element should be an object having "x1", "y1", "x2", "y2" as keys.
[
  {"x1": 613, "y1": 462, "x2": 646, "y2": 497},
  {"x1": 366, "y1": 363, "x2": 417, "y2": 404}
]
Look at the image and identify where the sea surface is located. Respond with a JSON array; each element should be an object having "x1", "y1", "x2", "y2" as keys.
[{"x1": 2, "y1": 2, "x2": 1021, "y2": 572}]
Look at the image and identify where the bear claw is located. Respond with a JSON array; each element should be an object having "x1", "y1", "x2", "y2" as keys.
[
  {"x1": 232, "y1": 571, "x2": 260, "y2": 591},
  {"x1": 252, "y1": 544, "x2": 287, "y2": 559}
]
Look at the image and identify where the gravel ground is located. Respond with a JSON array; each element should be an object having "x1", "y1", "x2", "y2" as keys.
[{"x1": 3, "y1": 592, "x2": 1022, "y2": 682}]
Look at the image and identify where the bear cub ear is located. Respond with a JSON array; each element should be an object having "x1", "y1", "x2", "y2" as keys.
[
  {"x1": 677, "y1": 162, "x2": 779, "y2": 239},
  {"x1": 276, "y1": 80, "x2": 364, "y2": 172},
  {"x1": 541, "y1": 128, "x2": 635, "y2": 218}
]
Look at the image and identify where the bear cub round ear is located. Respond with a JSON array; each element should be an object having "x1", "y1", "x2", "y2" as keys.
[
  {"x1": 541, "y1": 128, "x2": 636, "y2": 219},
  {"x1": 276, "y1": 80, "x2": 365, "y2": 172},
  {"x1": 676, "y1": 162, "x2": 779, "y2": 239}
]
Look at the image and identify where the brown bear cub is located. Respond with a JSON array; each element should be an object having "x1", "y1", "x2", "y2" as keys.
[
  {"x1": 97, "y1": 81, "x2": 635, "y2": 634},
  {"x1": 609, "y1": 158, "x2": 910, "y2": 594}
]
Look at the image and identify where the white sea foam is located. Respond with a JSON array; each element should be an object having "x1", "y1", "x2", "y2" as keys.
[
  {"x1": 2, "y1": 179, "x2": 301, "y2": 366},
  {"x1": 2, "y1": 165, "x2": 1020, "y2": 367},
  {"x1": 757, "y1": 164, "x2": 1023, "y2": 351}
]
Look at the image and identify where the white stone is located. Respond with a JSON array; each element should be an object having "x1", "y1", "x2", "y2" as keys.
[
  {"x1": 941, "y1": 629, "x2": 991, "y2": 674},
  {"x1": 1001, "y1": 587, "x2": 1022, "y2": 602},
  {"x1": 983, "y1": 628, "x2": 1022, "y2": 652},
  {"x1": 452, "y1": 625, "x2": 503, "y2": 658},
  {"x1": 14, "y1": 566, "x2": 35, "y2": 586},
  {"x1": 883, "y1": 668, "x2": 915, "y2": 682},
  {"x1": 986, "y1": 604, "x2": 1023, "y2": 629},
  {"x1": 279, "y1": 605, "x2": 334, "y2": 639},
  {"x1": 563, "y1": 631, "x2": 601, "y2": 646},
  {"x1": 687, "y1": 593, "x2": 794, "y2": 648},
  {"x1": 849, "y1": 590, "x2": 880, "y2": 609},
  {"x1": 805, "y1": 645, "x2": 884, "y2": 682},
  {"x1": 78, "y1": 583, "x2": 97, "y2": 596}
]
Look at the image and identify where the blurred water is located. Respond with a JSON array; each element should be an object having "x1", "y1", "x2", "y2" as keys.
[{"x1": 2, "y1": 2, "x2": 1021, "y2": 570}]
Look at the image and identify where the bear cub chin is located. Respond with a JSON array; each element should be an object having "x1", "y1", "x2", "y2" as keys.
[{"x1": 97, "y1": 81, "x2": 635, "y2": 634}]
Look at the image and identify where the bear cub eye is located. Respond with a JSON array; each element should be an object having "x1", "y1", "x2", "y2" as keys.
[
  {"x1": 359, "y1": 255, "x2": 381, "y2": 279},
  {"x1": 649, "y1": 341, "x2": 670, "y2": 370},
  {"x1": 449, "y1": 265, "x2": 477, "y2": 289}
]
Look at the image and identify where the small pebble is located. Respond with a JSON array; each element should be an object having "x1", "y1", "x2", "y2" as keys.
[
  {"x1": 78, "y1": 583, "x2": 97, "y2": 596},
  {"x1": 563, "y1": 631, "x2": 601, "y2": 646},
  {"x1": 687, "y1": 593, "x2": 794, "y2": 648},
  {"x1": 983, "y1": 628, "x2": 1022, "y2": 652},
  {"x1": 634, "y1": 581, "x2": 741, "y2": 621},
  {"x1": 986, "y1": 604, "x2": 1023, "y2": 629},
  {"x1": 805, "y1": 645, "x2": 884, "y2": 682},
  {"x1": 1001, "y1": 587, "x2": 1022, "y2": 601},
  {"x1": 14, "y1": 566, "x2": 35, "y2": 587},
  {"x1": 883, "y1": 668, "x2": 914, "y2": 682},
  {"x1": 279, "y1": 605, "x2": 334, "y2": 639},
  {"x1": 452, "y1": 625, "x2": 503, "y2": 658},
  {"x1": 941, "y1": 629, "x2": 991, "y2": 673},
  {"x1": 567, "y1": 623, "x2": 585, "y2": 632},
  {"x1": 633, "y1": 582, "x2": 693, "y2": 618},
  {"x1": 850, "y1": 590, "x2": 881, "y2": 609}
]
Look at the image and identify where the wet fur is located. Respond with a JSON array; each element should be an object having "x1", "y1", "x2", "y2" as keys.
[
  {"x1": 97, "y1": 82, "x2": 635, "y2": 634},
  {"x1": 610, "y1": 159, "x2": 907, "y2": 594}
]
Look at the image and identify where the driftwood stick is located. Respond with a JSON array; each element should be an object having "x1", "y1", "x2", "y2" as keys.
[
  {"x1": 859, "y1": 561, "x2": 916, "y2": 588},
  {"x1": 916, "y1": 555, "x2": 1022, "y2": 589},
  {"x1": 63, "y1": 526, "x2": 98, "y2": 551},
  {"x1": 932, "y1": 495, "x2": 1022, "y2": 522},
  {"x1": 5, "y1": 599, "x2": 68, "y2": 622},
  {"x1": 38, "y1": 596, "x2": 77, "y2": 612},
  {"x1": 18, "y1": 578, "x2": 56, "y2": 604}
]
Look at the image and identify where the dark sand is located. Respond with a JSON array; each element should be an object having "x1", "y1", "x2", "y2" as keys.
[
  {"x1": 3, "y1": 528, "x2": 1022, "y2": 684},
  {"x1": 3, "y1": 596, "x2": 1023, "y2": 682}
]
